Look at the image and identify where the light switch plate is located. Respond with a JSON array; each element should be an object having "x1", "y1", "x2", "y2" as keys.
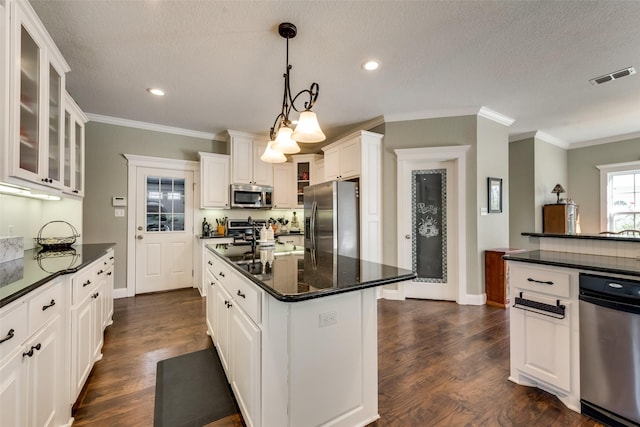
[{"x1": 114, "y1": 208, "x2": 125, "y2": 217}]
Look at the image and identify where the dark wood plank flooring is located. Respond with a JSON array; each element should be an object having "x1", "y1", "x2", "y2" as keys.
[{"x1": 71, "y1": 289, "x2": 603, "y2": 426}]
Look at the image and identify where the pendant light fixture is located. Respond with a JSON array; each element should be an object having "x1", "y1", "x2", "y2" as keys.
[{"x1": 262, "y1": 22, "x2": 326, "y2": 163}]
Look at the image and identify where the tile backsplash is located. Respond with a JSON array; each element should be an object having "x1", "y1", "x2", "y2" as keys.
[{"x1": 0, "y1": 236, "x2": 24, "y2": 263}]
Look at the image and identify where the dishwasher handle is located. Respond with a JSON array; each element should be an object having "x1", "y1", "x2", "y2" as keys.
[{"x1": 579, "y1": 292, "x2": 640, "y2": 316}]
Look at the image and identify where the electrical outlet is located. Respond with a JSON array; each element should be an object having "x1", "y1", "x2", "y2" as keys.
[{"x1": 319, "y1": 311, "x2": 337, "y2": 327}]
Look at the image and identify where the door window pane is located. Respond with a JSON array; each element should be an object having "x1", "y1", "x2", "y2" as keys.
[
  {"x1": 411, "y1": 169, "x2": 447, "y2": 282},
  {"x1": 146, "y1": 176, "x2": 185, "y2": 232}
]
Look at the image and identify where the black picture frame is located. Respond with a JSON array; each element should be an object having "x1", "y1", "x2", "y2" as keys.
[{"x1": 488, "y1": 177, "x2": 502, "y2": 213}]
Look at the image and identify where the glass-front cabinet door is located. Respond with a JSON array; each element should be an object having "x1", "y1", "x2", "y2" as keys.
[
  {"x1": 16, "y1": 23, "x2": 41, "y2": 181},
  {"x1": 10, "y1": 1, "x2": 69, "y2": 189},
  {"x1": 63, "y1": 92, "x2": 86, "y2": 197},
  {"x1": 47, "y1": 63, "x2": 63, "y2": 186}
]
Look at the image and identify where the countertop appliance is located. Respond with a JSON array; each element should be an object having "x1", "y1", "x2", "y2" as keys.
[
  {"x1": 226, "y1": 218, "x2": 267, "y2": 243},
  {"x1": 230, "y1": 184, "x2": 273, "y2": 209},
  {"x1": 579, "y1": 272, "x2": 640, "y2": 427}
]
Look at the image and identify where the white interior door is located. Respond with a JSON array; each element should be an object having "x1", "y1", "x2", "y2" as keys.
[{"x1": 135, "y1": 167, "x2": 193, "y2": 294}]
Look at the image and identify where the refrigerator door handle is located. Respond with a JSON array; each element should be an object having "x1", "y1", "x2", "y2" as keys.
[{"x1": 311, "y1": 200, "x2": 318, "y2": 251}]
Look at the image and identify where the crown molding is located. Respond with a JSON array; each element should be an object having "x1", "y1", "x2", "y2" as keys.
[
  {"x1": 569, "y1": 130, "x2": 640, "y2": 150},
  {"x1": 383, "y1": 107, "x2": 479, "y2": 123},
  {"x1": 477, "y1": 106, "x2": 515, "y2": 126},
  {"x1": 86, "y1": 113, "x2": 222, "y2": 141},
  {"x1": 533, "y1": 131, "x2": 569, "y2": 149}
]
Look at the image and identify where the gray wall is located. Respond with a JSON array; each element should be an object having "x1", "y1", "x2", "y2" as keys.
[
  {"x1": 381, "y1": 115, "x2": 503, "y2": 296},
  {"x1": 568, "y1": 135, "x2": 640, "y2": 233},
  {"x1": 508, "y1": 136, "x2": 568, "y2": 248},
  {"x1": 509, "y1": 138, "x2": 535, "y2": 249},
  {"x1": 476, "y1": 116, "x2": 510, "y2": 284},
  {"x1": 83, "y1": 122, "x2": 226, "y2": 290}
]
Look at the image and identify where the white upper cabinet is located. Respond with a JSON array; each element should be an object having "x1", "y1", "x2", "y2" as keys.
[
  {"x1": 63, "y1": 92, "x2": 86, "y2": 197},
  {"x1": 228, "y1": 131, "x2": 273, "y2": 186},
  {"x1": 199, "y1": 152, "x2": 230, "y2": 208},
  {"x1": 272, "y1": 162, "x2": 295, "y2": 209},
  {"x1": 292, "y1": 154, "x2": 322, "y2": 207},
  {"x1": 323, "y1": 138, "x2": 360, "y2": 181},
  {"x1": 2, "y1": 0, "x2": 87, "y2": 197}
]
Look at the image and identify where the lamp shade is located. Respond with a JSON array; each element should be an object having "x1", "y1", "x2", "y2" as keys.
[
  {"x1": 260, "y1": 140, "x2": 287, "y2": 163},
  {"x1": 551, "y1": 184, "x2": 565, "y2": 194},
  {"x1": 271, "y1": 126, "x2": 301, "y2": 154},
  {"x1": 291, "y1": 110, "x2": 326, "y2": 143}
]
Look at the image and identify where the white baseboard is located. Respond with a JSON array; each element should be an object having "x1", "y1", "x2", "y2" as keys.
[
  {"x1": 113, "y1": 288, "x2": 128, "y2": 299},
  {"x1": 379, "y1": 288, "x2": 404, "y2": 300},
  {"x1": 459, "y1": 293, "x2": 486, "y2": 305}
]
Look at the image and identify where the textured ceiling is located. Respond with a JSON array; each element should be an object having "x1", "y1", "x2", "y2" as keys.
[{"x1": 30, "y1": 0, "x2": 640, "y2": 147}]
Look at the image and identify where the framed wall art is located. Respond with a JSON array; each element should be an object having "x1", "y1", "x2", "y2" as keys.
[{"x1": 488, "y1": 177, "x2": 503, "y2": 213}]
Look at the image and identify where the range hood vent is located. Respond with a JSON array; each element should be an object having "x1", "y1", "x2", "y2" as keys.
[{"x1": 590, "y1": 67, "x2": 636, "y2": 85}]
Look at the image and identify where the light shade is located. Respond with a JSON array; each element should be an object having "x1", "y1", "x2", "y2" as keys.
[
  {"x1": 291, "y1": 110, "x2": 326, "y2": 143},
  {"x1": 551, "y1": 184, "x2": 565, "y2": 194},
  {"x1": 260, "y1": 141, "x2": 287, "y2": 163},
  {"x1": 271, "y1": 126, "x2": 300, "y2": 154}
]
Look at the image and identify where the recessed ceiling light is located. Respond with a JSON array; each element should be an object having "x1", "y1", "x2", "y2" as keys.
[
  {"x1": 362, "y1": 60, "x2": 380, "y2": 71},
  {"x1": 147, "y1": 88, "x2": 166, "y2": 96}
]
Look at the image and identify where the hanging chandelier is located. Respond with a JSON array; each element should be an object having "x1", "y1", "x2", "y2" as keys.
[{"x1": 261, "y1": 22, "x2": 326, "y2": 163}]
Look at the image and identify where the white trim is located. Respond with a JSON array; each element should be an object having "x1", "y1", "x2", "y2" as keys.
[
  {"x1": 123, "y1": 154, "x2": 200, "y2": 297},
  {"x1": 384, "y1": 107, "x2": 479, "y2": 123},
  {"x1": 569, "y1": 130, "x2": 640, "y2": 149},
  {"x1": 86, "y1": 113, "x2": 222, "y2": 141},
  {"x1": 394, "y1": 145, "x2": 470, "y2": 304},
  {"x1": 113, "y1": 288, "x2": 128, "y2": 300},
  {"x1": 463, "y1": 293, "x2": 486, "y2": 306},
  {"x1": 596, "y1": 160, "x2": 640, "y2": 232},
  {"x1": 379, "y1": 286, "x2": 405, "y2": 301},
  {"x1": 508, "y1": 131, "x2": 569, "y2": 149},
  {"x1": 477, "y1": 106, "x2": 515, "y2": 126}
]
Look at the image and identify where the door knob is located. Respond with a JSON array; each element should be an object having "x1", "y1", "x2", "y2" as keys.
[
  {"x1": 137, "y1": 226, "x2": 143, "y2": 231},
  {"x1": 136, "y1": 235, "x2": 143, "y2": 240},
  {"x1": 405, "y1": 234, "x2": 411, "y2": 239}
]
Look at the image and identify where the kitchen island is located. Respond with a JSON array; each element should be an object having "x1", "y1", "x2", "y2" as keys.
[{"x1": 204, "y1": 242, "x2": 415, "y2": 427}]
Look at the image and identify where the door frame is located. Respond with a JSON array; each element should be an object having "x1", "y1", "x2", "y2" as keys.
[
  {"x1": 395, "y1": 145, "x2": 470, "y2": 304},
  {"x1": 123, "y1": 154, "x2": 199, "y2": 297}
]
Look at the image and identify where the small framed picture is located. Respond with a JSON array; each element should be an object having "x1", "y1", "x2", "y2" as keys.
[{"x1": 488, "y1": 177, "x2": 502, "y2": 213}]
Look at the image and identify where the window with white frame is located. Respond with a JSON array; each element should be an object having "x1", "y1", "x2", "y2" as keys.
[{"x1": 598, "y1": 161, "x2": 640, "y2": 232}]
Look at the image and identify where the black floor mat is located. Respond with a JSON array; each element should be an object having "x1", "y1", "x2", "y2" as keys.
[{"x1": 154, "y1": 348, "x2": 239, "y2": 427}]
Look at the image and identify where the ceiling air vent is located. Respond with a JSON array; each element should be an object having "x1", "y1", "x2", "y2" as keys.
[{"x1": 590, "y1": 67, "x2": 636, "y2": 85}]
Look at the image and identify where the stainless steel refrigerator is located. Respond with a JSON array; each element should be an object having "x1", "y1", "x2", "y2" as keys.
[{"x1": 303, "y1": 180, "x2": 359, "y2": 287}]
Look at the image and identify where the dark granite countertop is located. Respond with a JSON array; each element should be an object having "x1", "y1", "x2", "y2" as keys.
[
  {"x1": 504, "y1": 250, "x2": 640, "y2": 277},
  {"x1": 0, "y1": 243, "x2": 115, "y2": 308},
  {"x1": 522, "y1": 232, "x2": 640, "y2": 242},
  {"x1": 206, "y1": 243, "x2": 415, "y2": 302}
]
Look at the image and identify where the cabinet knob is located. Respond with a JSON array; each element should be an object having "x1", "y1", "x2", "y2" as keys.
[
  {"x1": 405, "y1": 234, "x2": 411, "y2": 240},
  {"x1": 137, "y1": 235, "x2": 143, "y2": 240},
  {"x1": 137, "y1": 226, "x2": 143, "y2": 231},
  {"x1": 42, "y1": 299, "x2": 56, "y2": 311}
]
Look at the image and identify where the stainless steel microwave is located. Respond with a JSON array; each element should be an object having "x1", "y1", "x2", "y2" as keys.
[{"x1": 230, "y1": 184, "x2": 273, "y2": 209}]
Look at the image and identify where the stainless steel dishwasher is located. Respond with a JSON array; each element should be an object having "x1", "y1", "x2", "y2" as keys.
[{"x1": 579, "y1": 272, "x2": 640, "y2": 427}]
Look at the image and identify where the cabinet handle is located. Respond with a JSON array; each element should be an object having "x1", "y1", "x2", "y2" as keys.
[
  {"x1": 83, "y1": 280, "x2": 92, "y2": 287},
  {"x1": 224, "y1": 300, "x2": 232, "y2": 308},
  {"x1": 110, "y1": 256, "x2": 114, "y2": 260},
  {"x1": 73, "y1": 190, "x2": 79, "y2": 193},
  {"x1": 210, "y1": 282, "x2": 215, "y2": 287},
  {"x1": 208, "y1": 260, "x2": 213, "y2": 266},
  {"x1": 218, "y1": 271, "x2": 225, "y2": 278},
  {"x1": 0, "y1": 329, "x2": 15, "y2": 344},
  {"x1": 92, "y1": 292, "x2": 100, "y2": 299},
  {"x1": 97, "y1": 269, "x2": 104, "y2": 275},
  {"x1": 22, "y1": 343, "x2": 41, "y2": 358},
  {"x1": 42, "y1": 299, "x2": 56, "y2": 311},
  {"x1": 237, "y1": 290, "x2": 246, "y2": 299},
  {"x1": 107, "y1": 272, "x2": 112, "y2": 276},
  {"x1": 526, "y1": 277, "x2": 554, "y2": 285}
]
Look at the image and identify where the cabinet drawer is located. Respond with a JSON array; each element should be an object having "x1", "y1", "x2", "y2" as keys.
[
  {"x1": 209, "y1": 255, "x2": 232, "y2": 286},
  {"x1": 509, "y1": 263, "x2": 571, "y2": 298},
  {"x1": 29, "y1": 280, "x2": 63, "y2": 335},
  {"x1": 0, "y1": 301, "x2": 28, "y2": 360},
  {"x1": 230, "y1": 271, "x2": 262, "y2": 325},
  {"x1": 100, "y1": 252, "x2": 115, "y2": 270},
  {"x1": 72, "y1": 263, "x2": 97, "y2": 305}
]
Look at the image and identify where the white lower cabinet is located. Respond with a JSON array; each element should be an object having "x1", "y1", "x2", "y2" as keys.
[
  {"x1": 69, "y1": 251, "x2": 114, "y2": 403},
  {"x1": 0, "y1": 279, "x2": 66, "y2": 427},
  {"x1": 508, "y1": 261, "x2": 580, "y2": 411},
  {"x1": 205, "y1": 248, "x2": 379, "y2": 427}
]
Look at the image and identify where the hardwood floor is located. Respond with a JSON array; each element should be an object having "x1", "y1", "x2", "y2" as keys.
[{"x1": 72, "y1": 289, "x2": 603, "y2": 426}]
